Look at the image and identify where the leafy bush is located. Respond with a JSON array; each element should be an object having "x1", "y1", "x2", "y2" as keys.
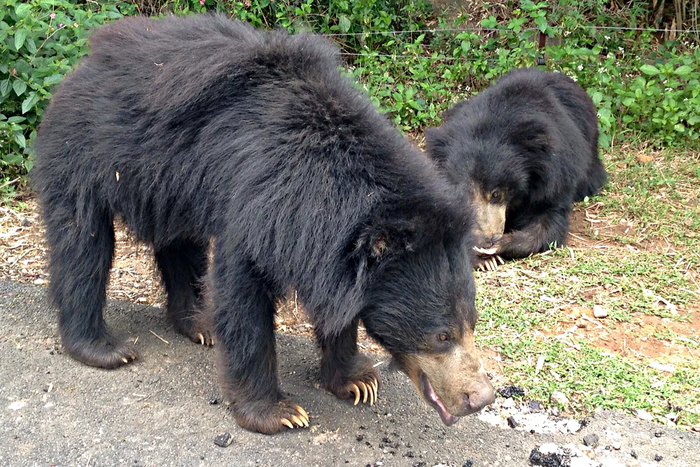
[{"x1": 0, "y1": 0, "x2": 125, "y2": 196}]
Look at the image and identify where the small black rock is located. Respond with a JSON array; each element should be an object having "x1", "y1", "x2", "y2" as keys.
[
  {"x1": 507, "y1": 416, "x2": 518, "y2": 428},
  {"x1": 498, "y1": 385, "x2": 525, "y2": 398},
  {"x1": 463, "y1": 461, "x2": 474, "y2": 467},
  {"x1": 356, "y1": 434, "x2": 365, "y2": 442},
  {"x1": 208, "y1": 396, "x2": 220, "y2": 405},
  {"x1": 213, "y1": 432, "x2": 233, "y2": 448},
  {"x1": 631, "y1": 450, "x2": 638, "y2": 459},
  {"x1": 528, "y1": 400, "x2": 542, "y2": 412},
  {"x1": 583, "y1": 433, "x2": 599, "y2": 447},
  {"x1": 655, "y1": 454, "x2": 663, "y2": 462},
  {"x1": 654, "y1": 431, "x2": 663, "y2": 438},
  {"x1": 413, "y1": 463, "x2": 426, "y2": 467},
  {"x1": 21, "y1": 218, "x2": 31, "y2": 227},
  {"x1": 404, "y1": 451, "x2": 414, "y2": 458},
  {"x1": 529, "y1": 447, "x2": 567, "y2": 467}
]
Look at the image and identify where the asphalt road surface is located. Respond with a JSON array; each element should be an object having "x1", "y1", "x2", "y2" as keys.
[{"x1": 1, "y1": 280, "x2": 698, "y2": 466}]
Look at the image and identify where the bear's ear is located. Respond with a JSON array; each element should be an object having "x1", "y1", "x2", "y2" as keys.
[
  {"x1": 425, "y1": 127, "x2": 450, "y2": 167},
  {"x1": 508, "y1": 119, "x2": 552, "y2": 156},
  {"x1": 348, "y1": 223, "x2": 414, "y2": 279}
]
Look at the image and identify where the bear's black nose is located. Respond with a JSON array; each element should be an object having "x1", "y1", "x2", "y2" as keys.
[{"x1": 463, "y1": 382, "x2": 495, "y2": 414}]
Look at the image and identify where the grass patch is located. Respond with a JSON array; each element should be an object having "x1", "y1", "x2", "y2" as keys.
[{"x1": 474, "y1": 150, "x2": 700, "y2": 428}]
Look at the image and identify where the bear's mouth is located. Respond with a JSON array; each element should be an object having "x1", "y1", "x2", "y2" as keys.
[{"x1": 418, "y1": 371, "x2": 459, "y2": 426}]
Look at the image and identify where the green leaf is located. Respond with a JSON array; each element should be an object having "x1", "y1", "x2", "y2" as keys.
[
  {"x1": 0, "y1": 79, "x2": 10, "y2": 97},
  {"x1": 43, "y1": 74, "x2": 64, "y2": 86},
  {"x1": 674, "y1": 123, "x2": 686, "y2": 133},
  {"x1": 22, "y1": 92, "x2": 40, "y2": 114},
  {"x1": 3, "y1": 152, "x2": 24, "y2": 164},
  {"x1": 24, "y1": 159, "x2": 33, "y2": 172},
  {"x1": 673, "y1": 65, "x2": 692, "y2": 76},
  {"x1": 14, "y1": 28, "x2": 27, "y2": 50},
  {"x1": 338, "y1": 15, "x2": 351, "y2": 33},
  {"x1": 591, "y1": 91, "x2": 603, "y2": 106},
  {"x1": 535, "y1": 16, "x2": 548, "y2": 33},
  {"x1": 7, "y1": 116, "x2": 26, "y2": 124},
  {"x1": 481, "y1": 16, "x2": 497, "y2": 29},
  {"x1": 24, "y1": 37, "x2": 36, "y2": 54},
  {"x1": 14, "y1": 132, "x2": 26, "y2": 149},
  {"x1": 15, "y1": 4, "x2": 32, "y2": 17},
  {"x1": 13, "y1": 79, "x2": 27, "y2": 97},
  {"x1": 640, "y1": 64, "x2": 660, "y2": 76}
]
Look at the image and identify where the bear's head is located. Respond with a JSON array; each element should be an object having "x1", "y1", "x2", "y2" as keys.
[
  {"x1": 425, "y1": 120, "x2": 552, "y2": 251},
  {"x1": 350, "y1": 199, "x2": 495, "y2": 425}
]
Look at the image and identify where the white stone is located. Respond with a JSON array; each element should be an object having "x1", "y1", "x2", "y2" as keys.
[
  {"x1": 551, "y1": 390, "x2": 569, "y2": 406},
  {"x1": 8, "y1": 400, "x2": 27, "y2": 410},
  {"x1": 599, "y1": 458, "x2": 626, "y2": 467},
  {"x1": 636, "y1": 409, "x2": 654, "y2": 421},
  {"x1": 501, "y1": 397, "x2": 516, "y2": 409},
  {"x1": 567, "y1": 419, "x2": 582, "y2": 433},
  {"x1": 571, "y1": 457, "x2": 601, "y2": 467},
  {"x1": 538, "y1": 443, "x2": 560, "y2": 455},
  {"x1": 593, "y1": 305, "x2": 608, "y2": 318}
]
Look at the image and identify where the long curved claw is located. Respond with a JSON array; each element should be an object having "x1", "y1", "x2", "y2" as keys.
[
  {"x1": 290, "y1": 414, "x2": 305, "y2": 427},
  {"x1": 350, "y1": 383, "x2": 361, "y2": 405},
  {"x1": 496, "y1": 255, "x2": 505, "y2": 265},
  {"x1": 295, "y1": 405, "x2": 309, "y2": 424},
  {"x1": 197, "y1": 333, "x2": 205, "y2": 345},
  {"x1": 357, "y1": 381, "x2": 368, "y2": 404},
  {"x1": 281, "y1": 418, "x2": 294, "y2": 429}
]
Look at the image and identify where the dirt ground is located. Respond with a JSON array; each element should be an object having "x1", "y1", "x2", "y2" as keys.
[{"x1": 1, "y1": 195, "x2": 696, "y2": 364}]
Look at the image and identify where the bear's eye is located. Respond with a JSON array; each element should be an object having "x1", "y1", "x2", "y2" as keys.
[
  {"x1": 433, "y1": 332, "x2": 453, "y2": 352},
  {"x1": 490, "y1": 190, "x2": 502, "y2": 202}
]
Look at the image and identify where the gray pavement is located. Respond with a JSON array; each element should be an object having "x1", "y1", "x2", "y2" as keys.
[{"x1": 1, "y1": 279, "x2": 698, "y2": 466}]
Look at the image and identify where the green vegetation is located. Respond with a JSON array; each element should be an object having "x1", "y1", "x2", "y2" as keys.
[{"x1": 475, "y1": 148, "x2": 699, "y2": 428}]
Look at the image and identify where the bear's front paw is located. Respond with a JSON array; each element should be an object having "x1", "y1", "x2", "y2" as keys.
[
  {"x1": 472, "y1": 246, "x2": 505, "y2": 271},
  {"x1": 232, "y1": 398, "x2": 309, "y2": 435},
  {"x1": 343, "y1": 376, "x2": 379, "y2": 406},
  {"x1": 327, "y1": 368, "x2": 380, "y2": 406}
]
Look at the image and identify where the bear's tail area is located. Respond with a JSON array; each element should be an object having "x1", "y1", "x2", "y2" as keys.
[{"x1": 574, "y1": 155, "x2": 608, "y2": 201}]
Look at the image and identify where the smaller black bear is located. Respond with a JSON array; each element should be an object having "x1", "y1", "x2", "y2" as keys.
[
  {"x1": 32, "y1": 15, "x2": 494, "y2": 435},
  {"x1": 426, "y1": 68, "x2": 607, "y2": 270}
]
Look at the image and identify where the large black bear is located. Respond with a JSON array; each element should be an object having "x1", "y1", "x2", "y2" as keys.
[
  {"x1": 32, "y1": 15, "x2": 494, "y2": 434},
  {"x1": 425, "y1": 68, "x2": 607, "y2": 270}
]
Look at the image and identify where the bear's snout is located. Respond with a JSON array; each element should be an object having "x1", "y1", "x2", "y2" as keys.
[{"x1": 463, "y1": 378, "x2": 496, "y2": 414}]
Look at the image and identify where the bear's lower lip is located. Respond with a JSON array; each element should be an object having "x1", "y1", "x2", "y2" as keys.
[{"x1": 418, "y1": 371, "x2": 460, "y2": 426}]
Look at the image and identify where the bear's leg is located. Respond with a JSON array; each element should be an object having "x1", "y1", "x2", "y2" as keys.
[
  {"x1": 213, "y1": 255, "x2": 308, "y2": 434},
  {"x1": 317, "y1": 319, "x2": 380, "y2": 406},
  {"x1": 154, "y1": 240, "x2": 213, "y2": 345},
  {"x1": 497, "y1": 206, "x2": 570, "y2": 259},
  {"x1": 43, "y1": 203, "x2": 137, "y2": 368}
]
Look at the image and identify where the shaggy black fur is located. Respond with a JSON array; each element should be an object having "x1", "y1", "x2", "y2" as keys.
[
  {"x1": 426, "y1": 68, "x2": 607, "y2": 261},
  {"x1": 33, "y1": 15, "x2": 482, "y2": 434}
]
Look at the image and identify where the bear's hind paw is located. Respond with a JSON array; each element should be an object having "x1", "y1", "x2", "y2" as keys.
[
  {"x1": 64, "y1": 336, "x2": 138, "y2": 369},
  {"x1": 173, "y1": 320, "x2": 215, "y2": 346}
]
